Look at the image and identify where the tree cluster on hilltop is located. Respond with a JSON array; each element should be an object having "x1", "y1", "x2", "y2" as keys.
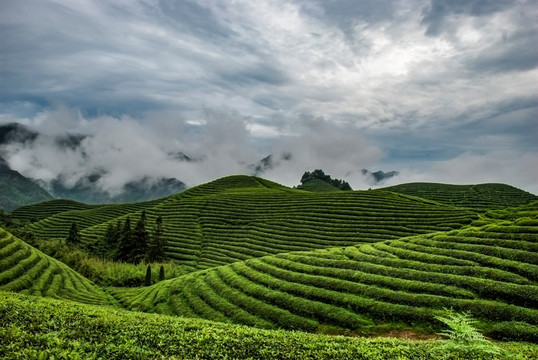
[{"x1": 300, "y1": 169, "x2": 352, "y2": 191}]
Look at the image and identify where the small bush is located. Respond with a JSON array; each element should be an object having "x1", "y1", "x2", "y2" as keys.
[{"x1": 487, "y1": 321, "x2": 538, "y2": 342}]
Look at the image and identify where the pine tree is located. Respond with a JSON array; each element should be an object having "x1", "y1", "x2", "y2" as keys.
[
  {"x1": 131, "y1": 211, "x2": 149, "y2": 264},
  {"x1": 101, "y1": 223, "x2": 115, "y2": 258},
  {"x1": 116, "y1": 217, "x2": 132, "y2": 262},
  {"x1": 148, "y1": 216, "x2": 165, "y2": 262},
  {"x1": 158, "y1": 265, "x2": 165, "y2": 282},
  {"x1": 66, "y1": 222, "x2": 81, "y2": 246},
  {"x1": 145, "y1": 264, "x2": 152, "y2": 286}
]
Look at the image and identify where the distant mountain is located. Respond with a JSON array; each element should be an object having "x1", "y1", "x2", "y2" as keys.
[
  {"x1": 168, "y1": 151, "x2": 194, "y2": 162},
  {"x1": 0, "y1": 156, "x2": 53, "y2": 211},
  {"x1": 0, "y1": 123, "x2": 187, "y2": 206},
  {"x1": 249, "y1": 152, "x2": 292, "y2": 175},
  {"x1": 361, "y1": 169, "x2": 399, "y2": 185},
  {"x1": 0, "y1": 122, "x2": 38, "y2": 145},
  {"x1": 49, "y1": 174, "x2": 186, "y2": 204}
]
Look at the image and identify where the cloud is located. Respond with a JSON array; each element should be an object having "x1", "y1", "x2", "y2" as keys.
[
  {"x1": 261, "y1": 115, "x2": 383, "y2": 187},
  {"x1": 465, "y1": 30, "x2": 538, "y2": 74},
  {"x1": 384, "y1": 150, "x2": 538, "y2": 195},
  {"x1": 0, "y1": 104, "x2": 385, "y2": 194},
  {"x1": 1, "y1": 0, "x2": 537, "y2": 194},
  {"x1": 421, "y1": 0, "x2": 515, "y2": 36}
]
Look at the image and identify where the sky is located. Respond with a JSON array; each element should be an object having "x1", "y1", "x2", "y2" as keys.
[{"x1": 0, "y1": 0, "x2": 537, "y2": 194}]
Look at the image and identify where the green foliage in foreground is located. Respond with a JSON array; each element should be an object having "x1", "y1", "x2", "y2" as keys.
[{"x1": 1, "y1": 292, "x2": 536, "y2": 360}]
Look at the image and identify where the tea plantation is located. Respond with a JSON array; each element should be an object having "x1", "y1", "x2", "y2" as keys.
[
  {"x1": 0, "y1": 228, "x2": 111, "y2": 305},
  {"x1": 2, "y1": 291, "x2": 538, "y2": 360},
  {"x1": 1, "y1": 175, "x2": 537, "y2": 359},
  {"x1": 110, "y1": 203, "x2": 538, "y2": 340},
  {"x1": 383, "y1": 183, "x2": 537, "y2": 211},
  {"x1": 25, "y1": 176, "x2": 480, "y2": 271}
]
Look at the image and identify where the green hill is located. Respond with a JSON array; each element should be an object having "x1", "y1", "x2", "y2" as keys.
[
  {"x1": 0, "y1": 157, "x2": 53, "y2": 211},
  {"x1": 2, "y1": 175, "x2": 538, "y2": 354},
  {"x1": 22, "y1": 197, "x2": 164, "y2": 239},
  {"x1": 74, "y1": 175, "x2": 478, "y2": 271},
  {"x1": 296, "y1": 179, "x2": 343, "y2": 191},
  {"x1": 0, "y1": 228, "x2": 110, "y2": 305},
  {"x1": 111, "y1": 202, "x2": 538, "y2": 340},
  {"x1": 11, "y1": 199, "x2": 102, "y2": 222},
  {"x1": 382, "y1": 183, "x2": 537, "y2": 211}
]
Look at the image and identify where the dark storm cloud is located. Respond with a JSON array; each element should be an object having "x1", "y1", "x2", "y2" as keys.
[
  {"x1": 296, "y1": 0, "x2": 400, "y2": 30},
  {"x1": 0, "y1": 0, "x2": 537, "y2": 193},
  {"x1": 421, "y1": 0, "x2": 515, "y2": 36},
  {"x1": 0, "y1": 0, "x2": 291, "y2": 116},
  {"x1": 466, "y1": 30, "x2": 538, "y2": 74}
]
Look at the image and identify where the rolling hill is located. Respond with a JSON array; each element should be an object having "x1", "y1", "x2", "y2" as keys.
[
  {"x1": 382, "y1": 182, "x2": 537, "y2": 211},
  {"x1": 0, "y1": 228, "x2": 111, "y2": 305},
  {"x1": 21, "y1": 197, "x2": 165, "y2": 239},
  {"x1": 25, "y1": 175, "x2": 479, "y2": 272},
  {"x1": 110, "y1": 201, "x2": 538, "y2": 340},
  {"x1": 3, "y1": 176, "x2": 538, "y2": 345},
  {"x1": 296, "y1": 178, "x2": 343, "y2": 191},
  {"x1": 11, "y1": 199, "x2": 102, "y2": 222}
]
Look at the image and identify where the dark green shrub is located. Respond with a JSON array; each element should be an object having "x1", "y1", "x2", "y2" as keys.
[{"x1": 487, "y1": 321, "x2": 538, "y2": 342}]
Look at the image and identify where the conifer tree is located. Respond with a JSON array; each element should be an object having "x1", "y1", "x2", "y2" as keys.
[
  {"x1": 148, "y1": 216, "x2": 165, "y2": 262},
  {"x1": 145, "y1": 264, "x2": 152, "y2": 286},
  {"x1": 158, "y1": 265, "x2": 165, "y2": 282},
  {"x1": 116, "y1": 216, "x2": 132, "y2": 262},
  {"x1": 131, "y1": 211, "x2": 149, "y2": 264},
  {"x1": 102, "y1": 223, "x2": 115, "y2": 257},
  {"x1": 66, "y1": 222, "x2": 81, "y2": 246}
]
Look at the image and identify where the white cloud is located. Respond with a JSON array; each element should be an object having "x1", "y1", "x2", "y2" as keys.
[
  {"x1": 383, "y1": 150, "x2": 538, "y2": 195},
  {"x1": 1, "y1": 0, "x2": 537, "y2": 194}
]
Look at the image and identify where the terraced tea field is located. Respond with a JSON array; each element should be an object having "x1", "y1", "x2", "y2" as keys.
[
  {"x1": 0, "y1": 228, "x2": 110, "y2": 305},
  {"x1": 4, "y1": 292, "x2": 537, "y2": 360},
  {"x1": 21, "y1": 197, "x2": 164, "y2": 239},
  {"x1": 383, "y1": 183, "x2": 537, "y2": 211},
  {"x1": 3, "y1": 175, "x2": 538, "y2": 351},
  {"x1": 72, "y1": 176, "x2": 477, "y2": 271},
  {"x1": 111, "y1": 204, "x2": 538, "y2": 340},
  {"x1": 11, "y1": 199, "x2": 102, "y2": 221}
]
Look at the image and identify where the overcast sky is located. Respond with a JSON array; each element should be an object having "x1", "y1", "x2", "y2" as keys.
[{"x1": 0, "y1": 0, "x2": 537, "y2": 193}]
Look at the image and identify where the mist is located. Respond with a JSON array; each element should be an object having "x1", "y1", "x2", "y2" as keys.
[
  {"x1": 0, "y1": 106, "x2": 386, "y2": 196},
  {"x1": 381, "y1": 151, "x2": 538, "y2": 195}
]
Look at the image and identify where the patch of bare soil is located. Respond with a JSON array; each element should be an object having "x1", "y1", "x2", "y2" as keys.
[{"x1": 369, "y1": 329, "x2": 439, "y2": 341}]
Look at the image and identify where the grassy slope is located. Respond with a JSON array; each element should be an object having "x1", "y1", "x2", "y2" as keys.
[
  {"x1": 296, "y1": 179, "x2": 343, "y2": 191},
  {"x1": 2, "y1": 177, "x2": 538, "y2": 354},
  {"x1": 11, "y1": 199, "x2": 102, "y2": 221},
  {"x1": 75, "y1": 175, "x2": 478, "y2": 271},
  {"x1": 0, "y1": 228, "x2": 111, "y2": 306},
  {"x1": 0, "y1": 169, "x2": 53, "y2": 211},
  {"x1": 1, "y1": 291, "x2": 537, "y2": 360},
  {"x1": 111, "y1": 201, "x2": 538, "y2": 339},
  {"x1": 383, "y1": 183, "x2": 537, "y2": 211},
  {"x1": 22, "y1": 197, "x2": 164, "y2": 239}
]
